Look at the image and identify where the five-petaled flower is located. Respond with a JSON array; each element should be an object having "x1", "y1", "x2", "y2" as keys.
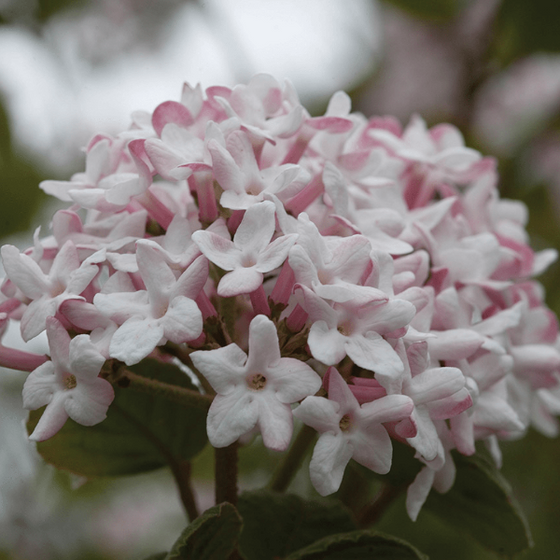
[
  {"x1": 293, "y1": 367, "x2": 415, "y2": 496},
  {"x1": 190, "y1": 314, "x2": 322, "y2": 451},
  {"x1": 23, "y1": 317, "x2": 114, "y2": 442}
]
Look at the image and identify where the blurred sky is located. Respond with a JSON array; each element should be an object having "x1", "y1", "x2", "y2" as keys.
[{"x1": 0, "y1": 0, "x2": 381, "y2": 172}]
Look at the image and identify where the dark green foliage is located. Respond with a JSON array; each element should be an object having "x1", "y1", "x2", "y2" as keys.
[
  {"x1": 237, "y1": 490, "x2": 356, "y2": 560},
  {"x1": 27, "y1": 359, "x2": 208, "y2": 476},
  {"x1": 165, "y1": 503, "x2": 243, "y2": 560},
  {"x1": 424, "y1": 450, "x2": 532, "y2": 558},
  {"x1": 381, "y1": 0, "x2": 464, "y2": 22},
  {"x1": 0, "y1": 99, "x2": 45, "y2": 238},
  {"x1": 495, "y1": 0, "x2": 560, "y2": 65},
  {"x1": 284, "y1": 530, "x2": 429, "y2": 560}
]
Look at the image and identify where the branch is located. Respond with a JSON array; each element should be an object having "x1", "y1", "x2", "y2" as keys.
[
  {"x1": 170, "y1": 459, "x2": 200, "y2": 522},
  {"x1": 215, "y1": 443, "x2": 238, "y2": 506},
  {"x1": 112, "y1": 404, "x2": 199, "y2": 522},
  {"x1": 114, "y1": 366, "x2": 213, "y2": 410},
  {"x1": 356, "y1": 483, "x2": 403, "y2": 528},
  {"x1": 163, "y1": 342, "x2": 215, "y2": 395}
]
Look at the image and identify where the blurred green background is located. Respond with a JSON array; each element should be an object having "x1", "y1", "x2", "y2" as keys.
[{"x1": 1, "y1": 0, "x2": 560, "y2": 558}]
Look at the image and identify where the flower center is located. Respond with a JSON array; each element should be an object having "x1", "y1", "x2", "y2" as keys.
[
  {"x1": 64, "y1": 374, "x2": 77, "y2": 390},
  {"x1": 247, "y1": 182, "x2": 262, "y2": 196},
  {"x1": 241, "y1": 254, "x2": 257, "y2": 268},
  {"x1": 337, "y1": 322, "x2": 352, "y2": 336},
  {"x1": 51, "y1": 280, "x2": 66, "y2": 297},
  {"x1": 317, "y1": 269, "x2": 332, "y2": 285},
  {"x1": 339, "y1": 414, "x2": 352, "y2": 431},
  {"x1": 248, "y1": 373, "x2": 267, "y2": 391}
]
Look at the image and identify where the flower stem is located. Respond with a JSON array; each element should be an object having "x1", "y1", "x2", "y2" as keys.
[
  {"x1": 170, "y1": 459, "x2": 200, "y2": 522},
  {"x1": 215, "y1": 443, "x2": 238, "y2": 506},
  {"x1": 112, "y1": 403, "x2": 199, "y2": 522},
  {"x1": 268, "y1": 423, "x2": 316, "y2": 493},
  {"x1": 162, "y1": 343, "x2": 215, "y2": 395},
  {"x1": 357, "y1": 483, "x2": 402, "y2": 528},
  {"x1": 116, "y1": 368, "x2": 213, "y2": 410}
]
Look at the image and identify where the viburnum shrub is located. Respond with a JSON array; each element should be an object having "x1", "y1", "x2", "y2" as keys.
[{"x1": 2, "y1": 73, "x2": 559, "y2": 559}]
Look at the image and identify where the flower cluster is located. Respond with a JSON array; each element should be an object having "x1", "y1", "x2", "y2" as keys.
[{"x1": 2, "y1": 74, "x2": 559, "y2": 520}]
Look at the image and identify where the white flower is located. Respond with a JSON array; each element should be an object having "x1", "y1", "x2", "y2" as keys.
[
  {"x1": 94, "y1": 244, "x2": 207, "y2": 365},
  {"x1": 192, "y1": 201, "x2": 297, "y2": 297},
  {"x1": 368, "y1": 115, "x2": 481, "y2": 180},
  {"x1": 293, "y1": 367, "x2": 414, "y2": 496},
  {"x1": 288, "y1": 213, "x2": 386, "y2": 305},
  {"x1": 190, "y1": 314, "x2": 322, "y2": 451},
  {"x1": 405, "y1": 421, "x2": 457, "y2": 521},
  {"x1": 1, "y1": 241, "x2": 104, "y2": 341},
  {"x1": 296, "y1": 284, "x2": 414, "y2": 381},
  {"x1": 209, "y1": 131, "x2": 309, "y2": 210},
  {"x1": 23, "y1": 317, "x2": 114, "y2": 442}
]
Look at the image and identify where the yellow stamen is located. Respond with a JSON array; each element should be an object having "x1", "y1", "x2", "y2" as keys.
[{"x1": 248, "y1": 373, "x2": 267, "y2": 391}]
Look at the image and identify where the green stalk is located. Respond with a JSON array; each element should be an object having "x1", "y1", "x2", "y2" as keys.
[
  {"x1": 170, "y1": 459, "x2": 200, "y2": 522},
  {"x1": 117, "y1": 368, "x2": 213, "y2": 410},
  {"x1": 215, "y1": 443, "x2": 238, "y2": 506},
  {"x1": 163, "y1": 342, "x2": 215, "y2": 395},
  {"x1": 112, "y1": 404, "x2": 199, "y2": 522},
  {"x1": 356, "y1": 483, "x2": 402, "y2": 528}
]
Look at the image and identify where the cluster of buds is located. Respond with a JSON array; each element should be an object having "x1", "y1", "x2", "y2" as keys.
[{"x1": 2, "y1": 74, "x2": 559, "y2": 521}]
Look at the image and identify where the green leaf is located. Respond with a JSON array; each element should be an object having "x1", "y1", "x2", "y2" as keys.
[
  {"x1": 381, "y1": 0, "x2": 464, "y2": 22},
  {"x1": 27, "y1": 359, "x2": 208, "y2": 476},
  {"x1": 0, "y1": 98, "x2": 46, "y2": 237},
  {"x1": 495, "y1": 0, "x2": 560, "y2": 64},
  {"x1": 0, "y1": 155, "x2": 46, "y2": 237},
  {"x1": 424, "y1": 449, "x2": 533, "y2": 557},
  {"x1": 144, "y1": 554, "x2": 168, "y2": 560},
  {"x1": 237, "y1": 490, "x2": 356, "y2": 560},
  {"x1": 36, "y1": 0, "x2": 87, "y2": 22},
  {"x1": 0, "y1": 99, "x2": 11, "y2": 155},
  {"x1": 165, "y1": 502, "x2": 243, "y2": 560},
  {"x1": 285, "y1": 530, "x2": 429, "y2": 560}
]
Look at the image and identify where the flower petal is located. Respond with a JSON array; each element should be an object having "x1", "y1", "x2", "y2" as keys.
[
  {"x1": 28, "y1": 392, "x2": 70, "y2": 442},
  {"x1": 233, "y1": 201, "x2": 276, "y2": 254},
  {"x1": 217, "y1": 267, "x2": 263, "y2": 297},
  {"x1": 246, "y1": 314, "x2": 281, "y2": 371},
  {"x1": 64, "y1": 378, "x2": 114, "y2": 426},
  {"x1": 109, "y1": 318, "x2": 165, "y2": 365},
  {"x1": 191, "y1": 230, "x2": 239, "y2": 271},
  {"x1": 160, "y1": 296, "x2": 203, "y2": 344},
  {"x1": 270, "y1": 357, "x2": 322, "y2": 403},
  {"x1": 69, "y1": 335, "x2": 106, "y2": 379},
  {"x1": 309, "y1": 432, "x2": 353, "y2": 496},
  {"x1": 207, "y1": 390, "x2": 259, "y2": 447},
  {"x1": 308, "y1": 321, "x2": 347, "y2": 365},
  {"x1": 22, "y1": 362, "x2": 57, "y2": 410},
  {"x1": 350, "y1": 424, "x2": 393, "y2": 474},
  {"x1": 293, "y1": 396, "x2": 340, "y2": 433},
  {"x1": 190, "y1": 344, "x2": 247, "y2": 394},
  {"x1": 257, "y1": 396, "x2": 293, "y2": 451},
  {"x1": 1, "y1": 245, "x2": 49, "y2": 299},
  {"x1": 406, "y1": 466, "x2": 436, "y2": 522}
]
